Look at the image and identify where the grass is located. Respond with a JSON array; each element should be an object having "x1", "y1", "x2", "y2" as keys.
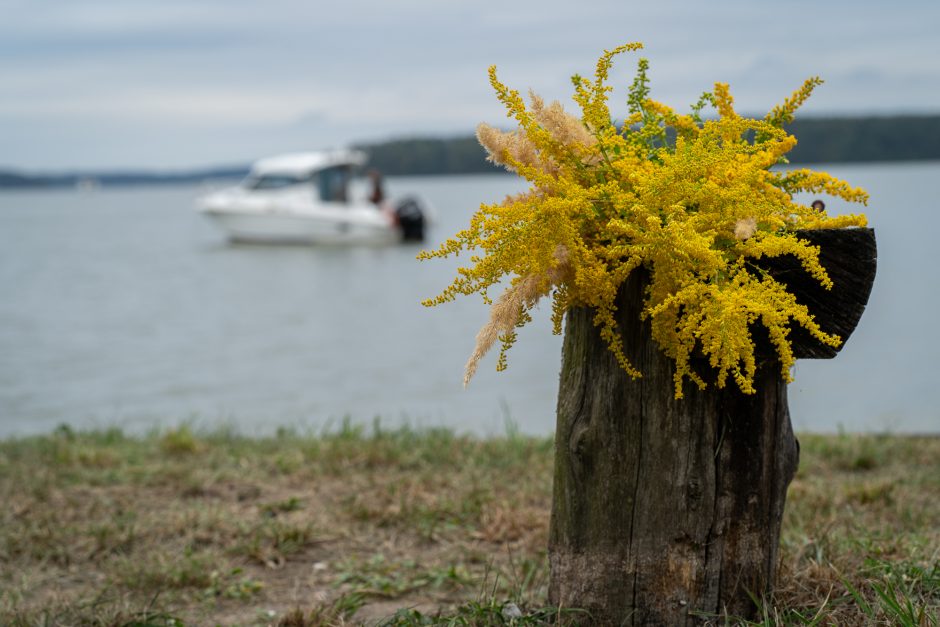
[{"x1": 0, "y1": 423, "x2": 937, "y2": 626}]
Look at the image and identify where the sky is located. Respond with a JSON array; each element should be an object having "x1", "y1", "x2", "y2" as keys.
[{"x1": 2, "y1": 0, "x2": 939, "y2": 171}]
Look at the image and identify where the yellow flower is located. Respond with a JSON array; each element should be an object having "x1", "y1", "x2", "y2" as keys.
[{"x1": 421, "y1": 44, "x2": 868, "y2": 398}]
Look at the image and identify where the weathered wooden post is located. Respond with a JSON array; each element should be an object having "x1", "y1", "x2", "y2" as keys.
[
  {"x1": 418, "y1": 41, "x2": 877, "y2": 626},
  {"x1": 548, "y1": 228, "x2": 877, "y2": 625}
]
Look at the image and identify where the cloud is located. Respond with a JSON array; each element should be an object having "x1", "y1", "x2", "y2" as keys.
[{"x1": 2, "y1": 0, "x2": 939, "y2": 169}]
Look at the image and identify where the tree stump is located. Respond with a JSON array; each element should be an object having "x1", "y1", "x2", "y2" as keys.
[{"x1": 548, "y1": 228, "x2": 876, "y2": 625}]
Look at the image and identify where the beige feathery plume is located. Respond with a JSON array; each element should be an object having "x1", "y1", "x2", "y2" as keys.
[
  {"x1": 529, "y1": 91, "x2": 596, "y2": 148},
  {"x1": 476, "y1": 123, "x2": 539, "y2": 173},
  {"x1": 734, "y1": 217, "x2": 758, "y2": 240},
  {"x1": 464, "y1": 247, "x2": 571, "y2": 386},
  {"x1": 476, "y1": 123, "x2": 511, "y2": 167}
]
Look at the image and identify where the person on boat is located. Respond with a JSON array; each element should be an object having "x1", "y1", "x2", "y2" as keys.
[
  {"x1": 366, "y1": 168, "x2": 397, "y2": 225},
  {"x1": 367, "y1": 169, "x2": 386, "y2": 206}
]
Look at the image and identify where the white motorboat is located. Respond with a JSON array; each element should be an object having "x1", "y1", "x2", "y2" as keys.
[{"x1": 197, "y1": 150, "x2": 429, "y2": 245}]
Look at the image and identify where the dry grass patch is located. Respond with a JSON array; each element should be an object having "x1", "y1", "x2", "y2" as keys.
[{"x1": 0, "y1": 425, "x2": 936, "y2": 625}]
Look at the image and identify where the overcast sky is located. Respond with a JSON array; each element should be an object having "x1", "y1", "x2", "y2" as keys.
[{"x1": 2, "y1": 0, "x2": 938, "y2": 171}]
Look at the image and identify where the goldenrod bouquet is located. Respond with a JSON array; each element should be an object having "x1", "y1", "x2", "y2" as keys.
[{"x1": 420, "y1": 43, "x2": 868, "y2": 397}]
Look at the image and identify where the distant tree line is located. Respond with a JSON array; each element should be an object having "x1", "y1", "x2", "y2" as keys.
[
  {"x1": 0, "y1": 166, "x2": 251, "y2": 190},
  {"x1": 352, "y1": 136, "x2": 500, "y2": 176},
  {"x1": 2, "y1": 115, "x2": 939, "y2": 189},
  {"x1": 355, "y1": 115, "x2": 940, "y2": 173},
  {"x1": 785, "y1": 115, "x2": 940, "y2": 163}
]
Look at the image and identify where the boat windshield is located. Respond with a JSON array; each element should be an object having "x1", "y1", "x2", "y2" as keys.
[
  {"x1": 244, "y1": 174, "x2": 312, "y2": 190},
  {"x1": 317, "y1": 165, "x2": 352, "y2": 203}
]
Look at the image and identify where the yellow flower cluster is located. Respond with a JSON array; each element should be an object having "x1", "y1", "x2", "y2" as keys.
[{"x1": 419, "y1": 43, "x2": 869, "y2": 398}]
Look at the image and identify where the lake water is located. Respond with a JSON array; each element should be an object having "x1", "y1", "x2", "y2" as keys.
[{"x1": 1, "y1": 166, "x2": 938, "y2": 437}]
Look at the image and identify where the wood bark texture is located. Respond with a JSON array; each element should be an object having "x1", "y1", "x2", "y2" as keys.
[
  {"x1": 548, "y1": 228, "x2": 876, "y2": 625},
  {"x1": 768, "y1": 228, "x2": 877, "y2": 358}
]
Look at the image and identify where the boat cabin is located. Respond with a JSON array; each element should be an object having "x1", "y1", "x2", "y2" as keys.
[{"x1": 242, "y1": 150, "x2": 368, "y2": 203}]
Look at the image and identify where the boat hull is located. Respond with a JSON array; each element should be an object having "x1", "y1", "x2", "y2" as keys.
[{"x1": 201, "y1": 206, "x2": 400, "y2": 246}]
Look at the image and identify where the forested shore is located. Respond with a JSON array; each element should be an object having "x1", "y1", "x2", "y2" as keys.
[{"x1": 3, "y1": 114, "x2": 940, "y2": 189}]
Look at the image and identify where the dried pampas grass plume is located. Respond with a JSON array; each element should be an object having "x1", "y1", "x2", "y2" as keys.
[
  {"x1": 464, "y1": 246, "x2": 571, "y2": 386},
  {"x1": 476, "y1": 123, "x2": 540, "y2": 173},
  {"x1": 734, "y1": 217, "x2": 758, "y2": 240},
  {"x1": 529, "y1": 91, "x2": 596, "y2": 149}
]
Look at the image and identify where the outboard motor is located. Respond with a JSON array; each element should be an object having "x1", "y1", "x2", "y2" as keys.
[{"x1": 394, "y1": 196, "x2": 426, "y2": 242}]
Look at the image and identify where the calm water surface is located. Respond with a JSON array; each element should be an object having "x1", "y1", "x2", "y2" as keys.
[{"x1": 1, "y1": 167, "x2": 938, "y2": 436}]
